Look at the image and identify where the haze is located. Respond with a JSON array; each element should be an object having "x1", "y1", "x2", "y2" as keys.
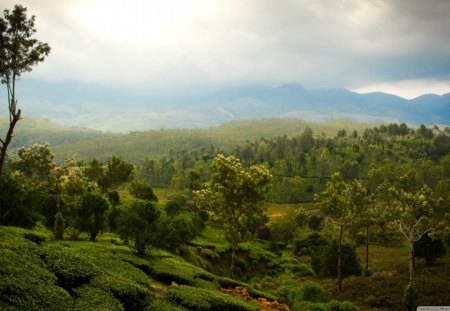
[{"x1": 2, "y1": 0, "x2": 450, "y2": 98}]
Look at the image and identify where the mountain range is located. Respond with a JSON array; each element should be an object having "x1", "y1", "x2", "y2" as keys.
[{"x1": 8, "y1": 79, "x2": 450, "y2": 132}]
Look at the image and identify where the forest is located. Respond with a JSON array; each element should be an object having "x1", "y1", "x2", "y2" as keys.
[{"x1": 1, "y1": 3, "x2": 449, "y2": 311}]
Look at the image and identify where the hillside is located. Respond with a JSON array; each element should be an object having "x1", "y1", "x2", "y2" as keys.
[
  {"x1": 43, "y1": 118, "x2": 371, "y2": 162},
  {"x1": 13, "y1": 79, "x2": 450, "y2": 132}
]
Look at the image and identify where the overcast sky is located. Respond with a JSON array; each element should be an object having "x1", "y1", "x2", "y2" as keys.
[{"x1": 2, "y1": 0, "x2": 450, "y2": 98}]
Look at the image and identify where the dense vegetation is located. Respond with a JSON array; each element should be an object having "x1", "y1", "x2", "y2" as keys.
[{"x1": 0, "y1": 118, "x2": 449, "y2": 310}]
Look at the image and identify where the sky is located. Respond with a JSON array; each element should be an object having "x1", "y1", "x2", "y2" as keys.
[{"x1": 2, "y1": 0, "x2": 450, "y2": 98}]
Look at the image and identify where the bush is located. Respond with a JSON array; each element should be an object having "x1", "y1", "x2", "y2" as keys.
[
  {"x1": 403, "y1": 282, "x2": 418, "y2": 311},
  {"x1": 91, "y1": 275, "x2": 151, "y2": 311},
  {"x1": 40, "y1": 245, "x2": 100, "y2": 290},
  {"x1": 128, "y1": 180, "x2": 158, "y2": 201},
  {"x1": 301, "y1": 281, "x2": 326, "y2": 303},
  {"x1": 166, "y1": 285, "x2": 259, "y2": 311},
  {"x1": 293, "y1": 233, "x2": 328, "y2": 256},
  {"x1": 73, "y1": 285, "x2": 124, "y2": 311},
  {"x1": 415, "y1": 234, "x2": 446, "y2": 266},
  {"x1": 292, "y1": 301, "x2": 328, "y2": 311},
  {"x1": 0, "y1": 175, "x2": 37, "y2": 228},
  {"x1": 23, "y1": 232, "x2": 46, "y2": 244},
  {"x1": 308, "y1": 215, "x2": 323, "y2": 231},
  {"x1": 311, "y1": 241, "x2": 361, "y2": 278},
  {"x1": 0, "y1": 246, "x2": 72, "y2": 310},
  {"x1": 328, "y1": 300, "x2": 359, "y2": 311}
]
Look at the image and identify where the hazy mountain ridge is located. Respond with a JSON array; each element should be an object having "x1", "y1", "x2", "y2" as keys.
[{"x1": 6, "y1": 79, "x2": 450, "y2": 132}]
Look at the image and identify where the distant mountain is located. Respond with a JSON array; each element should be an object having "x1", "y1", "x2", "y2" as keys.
[{"x1": 6, "y1": 79, "x2": 449, "y2": 132}]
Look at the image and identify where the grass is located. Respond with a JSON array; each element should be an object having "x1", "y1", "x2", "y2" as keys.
[
  {"x1": 266, "y1": 202, "x2": 319, "y2": 221},
  {"x1": 318, "y1": 244, "x2": 450, "y2": 310}
]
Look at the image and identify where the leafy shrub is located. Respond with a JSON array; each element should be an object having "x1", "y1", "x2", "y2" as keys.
[
  {"x1": 128, "y1": 180, "x2": 158, "y2": 202},
  {"x1": 166, "y1": 285, "x2": 259, "y2": 311},
  {"x1": 155, "y1": 212, "x2": 196, "y2": 251},
  {"x1": 292, "y1": 301, "x2": 328, "y2": 311},
  {"x1": 307, "y1": 215, "x2": 324, "y2": 231},
  {"x1": 311, "y1": 241, "x2": 361, "y2": 278},
  {"x1": 293, "y1": 233, "x2": 330, "y2": 256},
  {"x1": 403, "y1": 282, "x2": 418, "y2": 311},
  {"x1": 73, "y1": 285, "x2": 124, "y2": 311},
  {"x1": 146, "y1": 297, "x2": 187, "y2": 311},
  {"x1": 415, "y1": 234, "x2": 446, "y2": 266},
  {"x1": 91, "y1": 275, "x2": 151, "y2": 311},
  {"x1": 281, "y1": 262, "x2": 315, "y2": 276},
  {"x1": 328, "y1": 300, "x2": 359, "y2": 311},
  {"x1": 301, "y1": 281, "x2": 326, "y2": 303},
  {"x1": 40, "y1": 245, "x2": 100, "y2": 290},
  {"x1": 0, "y1": 247, "x2": 72, "y2": 310},
  {"x1": 0, "y1": 175, "x2": 37, "y2": 228},
  {"x1": 24, "y1": 232, "x2": 46, "y2": 244}
]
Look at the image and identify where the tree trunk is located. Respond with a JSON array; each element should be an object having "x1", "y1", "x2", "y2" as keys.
[
  {"x1": 230, "y1": 239, "x2": 236, "y2": 279},
  {"x1": 365, "y1": 222, "x2": 369, "y2": 275},
  {"x1": 338, "y1": 223, "x2": 343, "y2": 292},
  {"x1": 409, "y1": 238, "x2": 415, "y2": 283},
  {"x1": 0, "y1": 111, "x2": 21, "y2": 175}
]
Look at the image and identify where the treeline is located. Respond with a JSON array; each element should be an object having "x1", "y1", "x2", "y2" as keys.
[{"x1": 135, "y1": 123, "x2": 450, "y2": 203}]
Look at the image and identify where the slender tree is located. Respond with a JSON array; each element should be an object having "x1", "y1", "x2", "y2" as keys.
[
  {"x1": 194, "y1": 154, "x2": 271, "y2": 278},
  {"x1": 317, "y1": 173, "x2": 359, "y2": 292},
  {"x1": 0, "y1": 5, "x2": 50, "y2": 175}
]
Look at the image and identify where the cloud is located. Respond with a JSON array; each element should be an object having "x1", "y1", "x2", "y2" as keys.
[{"x1": 1, "y1": 0, "x2": 449, "y2": 95}]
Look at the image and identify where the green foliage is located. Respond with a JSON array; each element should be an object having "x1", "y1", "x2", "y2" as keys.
[
  {"x1": 328, "y1": 300, "x2": 359, "y2": 311},
  {"x1": 40, "y1": 244, "x2": 100, "y2": 290},
  {"x1": 194, "y1": 154, "x2": 272, "y2": 277},
  {"x1": 308, "y1": 215, "x2": 324, "y2": 231},
  {"x1": 12, "y1": 143, "x2": 55, "y2": 181},
  {"x1": 128, "y1": 179, "x2": 158, "y2": 201},
  {"x1": 118, "y1": 199, "x2": 160, "y2": 254},
  {"x1": 73, "y1": 285, "x2": 124, "y2": 311},
  {"x1": 90, "y1": 274, "x2": 151, "y2": 311},
  {"x1": 76, "y1": 191, "x2": 110, "y2": 240},
  {"x1": 23, "y1": 232, "x2": 46, "y2": 244},
  {"x1": 104, "y1": 155, "x2": 134, "y2": 190},
  {"x1": 155, "y1": 212, "x2": 197, "y2": 251},
  {"x1": 301, "y1": 281, "x2": 327, "y2": 303},
  {"x1": 415, "y1": 234, "x2": 446, "y2": 266},
  {"x1": 403, "y1": 282, "x2": 418, "y2": 311},
  {"x1": 0, "y1": 228, "x2": 72, "y2": 310},
  {"x1": 53, "y1": 210, "x2": 65, "y2": 240},
  {"x1": 311, "y1": 241, "x2": 362, "y2": 278},
  {"x1": 0, "y1": 174, "x2": 37, "y2": 228},
  {"x1": 0, "y1": 4, "x2": 51, "y2": 175},
  {"x1": 166, "y1": 285, "x2": 260, "y2": 311},
  {"x1": 293, "y1": 233, "x2": 329, "y2": 256}
]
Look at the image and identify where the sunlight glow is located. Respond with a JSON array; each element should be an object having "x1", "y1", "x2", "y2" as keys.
[
  {"x1": 352, "y1": 80, "x2": 450, "y2": 99},
  {"x1": 71, "y1": 0, "x2": 207, "y2": 45}
]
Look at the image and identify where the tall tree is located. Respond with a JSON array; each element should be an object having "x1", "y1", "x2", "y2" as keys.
[
  {"x1": 317, "y1": 172, "x2": 357, "y2": 292},
  {"x1": 194, "y1": 154, "x2": 272, "y2": 278},
  {"x1": 0, "y1": 5, "x2": 50, "y2": 175}
]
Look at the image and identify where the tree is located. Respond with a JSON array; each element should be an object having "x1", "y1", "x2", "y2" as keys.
[
  {"x1": 0, "y1": 5, "x2": 50, "y2": 175},
  {"x1": 103, "y1": 156, "x2": 134, "y2": 190},
  {"x1": 128, "y1": 179, "x2": 158, "y2": 201},
  {"x1": 118, "y1": 199, "x2": 160, "y2": 254},
  {"x1": 12, "y1": 143, "x2": 55, "y2": 184},
  {"x1": 76, "y1": 191, "x2": 110, "y2": 241},
  {"x1": 386, "y1": 185, "x2": 434, "y2": 283},
  {"x1": 317, "y1": 172, "x2": 358, "y2": 292},
  {"x1": 194, "y1": 154, "x2": 272, "y2": 278}
]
